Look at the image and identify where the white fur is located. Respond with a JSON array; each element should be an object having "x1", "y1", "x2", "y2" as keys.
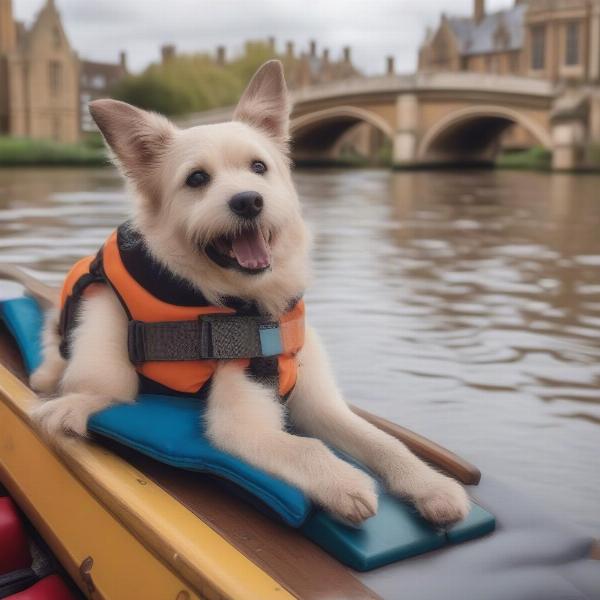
[{"x1": 30, "y1": 61, "x2": 469, "y2": 525}]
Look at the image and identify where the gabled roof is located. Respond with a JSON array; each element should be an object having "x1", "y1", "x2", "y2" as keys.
[
  {"x1": 17, "y1": 0, "x2": 74, "y2": 56},
  {"x1": 448, "y1": 3, "x2": 526, "y2": 56}
]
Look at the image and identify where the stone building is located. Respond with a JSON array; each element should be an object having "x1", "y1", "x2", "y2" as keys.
[
  {"x1": 0, "y1": 0, "x2": 79, "y2": 142},
  {"x1": 419, "y1": 0, "x2": 600, "y2": 84},
  {"x1": 283, "y1": 40, "x2": 360, "y2": 89},
  {"x1": 0, "y1": 0, "x2": 128, "y2": 141},
  {"x1": 80, "y1": 53, "x2": 128, "y2": 132}
]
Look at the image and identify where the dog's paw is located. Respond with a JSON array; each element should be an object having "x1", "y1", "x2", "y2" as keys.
[
  {"x1": 30, "y1": 393, "x2": 111, "y2": 440},
  {"x1": 314, "y1": 465, "x2": 378, "y2": 526},
  {"x1": 415, "y1": 476, "x2": 470, "y2": 526},
  {"x1": 30, "y1": 363, "x2": 61, "y2": 394}
]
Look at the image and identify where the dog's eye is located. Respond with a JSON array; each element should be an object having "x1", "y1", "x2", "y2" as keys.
[
  {"x1": 186, "y1": 170, "x2": 210, "y2": 188},
  {"x1": 251, "y1": 160, "x2": 267, "y2": 175}
]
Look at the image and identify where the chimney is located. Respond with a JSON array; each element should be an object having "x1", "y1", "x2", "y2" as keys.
[
  {"x1": 161, "y1": 44, "x2": 176, "y2": 64},
  {"x1": 386, "y1": 55, "x2": 395, "y2": 75},
  {"x1": 299, "y1": 54, "x2": 311, "y2": 87},
  {"x1": 322, "y1": 48, "x2": 330, "y2": 64},
  {"x1": 268, "y1": 36, "x2": 276, "y2": 53},
  {"x1": 119, "y1": 51, "x2": 128, "y2": 72},
  {"x1": 343, "y1": 46, "x2": 351, "y2": 63},
  {"x1": 474, "y1": 0, "x2": 485, "y2": 23},
  {"x1": 216, "y1": 45, "x2": 226, "y2": 66},
  {"x1": 286, "y1": 40, "x2": 294, "y2": 59},
  {"x1": 0, "y1": 0, "x2": 16, "y2": 54},
  {"x1": 309, "y1": 39, "x2": 317, "y2": 57}
]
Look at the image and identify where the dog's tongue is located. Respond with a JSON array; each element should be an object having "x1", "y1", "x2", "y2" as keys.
[{"x1": 231, "y1": 228, "x2": 270, "y2": 270}]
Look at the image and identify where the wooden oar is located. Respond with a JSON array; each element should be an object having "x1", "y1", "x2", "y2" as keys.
[{"x1": 0, "y1": 265, "x2": 481, "y2": 484}]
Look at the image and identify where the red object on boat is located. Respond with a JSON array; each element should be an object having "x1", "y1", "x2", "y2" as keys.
[
  {"x1": 0, "y1": 496, "x2": 30, "y2": 574},
  {"x1": 6, "y1": 575, "x2": 76, "y2": 600}
]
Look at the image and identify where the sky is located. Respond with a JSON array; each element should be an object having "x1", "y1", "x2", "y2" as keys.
[{"x1": 14, "y1": 0, "x2": 513, "y2": 75}]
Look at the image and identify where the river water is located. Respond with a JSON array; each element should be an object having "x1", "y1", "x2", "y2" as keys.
[{"x1": 0, "y1": 166, "x2": 598, "y2": 533}]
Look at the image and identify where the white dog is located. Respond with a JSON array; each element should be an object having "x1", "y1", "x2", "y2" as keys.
[{"x1": 30, "y1": 60, "x2": 469, "y2": 526}]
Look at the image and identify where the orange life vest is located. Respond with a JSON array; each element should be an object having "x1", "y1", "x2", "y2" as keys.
[{"x1": 58, "y1": 223, "x2": 305, "y2": 398}]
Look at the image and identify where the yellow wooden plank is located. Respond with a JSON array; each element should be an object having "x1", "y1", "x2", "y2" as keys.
[
  {"x1": 0, "y1": 400, "x2": 203, "y2": 600},
  {"x1": 0, "y1": 364, "x2": 294, "y2": 600}
]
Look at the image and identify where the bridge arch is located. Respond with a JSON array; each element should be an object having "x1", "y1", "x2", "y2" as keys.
[
  {"x1": 417, "y1": 105, "x2": 552, "y2": 164},
  {"x1": 290, "y1": 105, "x2": 394, "y2": 162}
]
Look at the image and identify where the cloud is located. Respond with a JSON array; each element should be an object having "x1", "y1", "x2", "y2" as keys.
[{"x1": 13, "y1": 0, "x2": 515, "y2": 74}]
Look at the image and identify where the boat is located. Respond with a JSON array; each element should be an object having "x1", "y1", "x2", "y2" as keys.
[{"x1": 0, "y1": 266, "x2": 598, "y2": 600}]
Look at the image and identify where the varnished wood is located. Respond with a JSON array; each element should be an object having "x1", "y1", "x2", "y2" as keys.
[
  {"x1": 351, "y1": 406, "x2": 481, "y2": 485},
  {"x1": 0, "y1": 265, "x2": 57, "y2": 307},
  {"x1": 0, "y1": 322, "x2": 27, "y2": 381}
]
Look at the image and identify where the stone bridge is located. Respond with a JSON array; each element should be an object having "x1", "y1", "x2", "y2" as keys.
[{"x1": 177, "y1": 72, "x2": 600, "y2": 170}]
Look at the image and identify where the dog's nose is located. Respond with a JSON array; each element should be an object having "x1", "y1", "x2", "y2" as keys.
[{"x1": 229, "y1": 191, "x2": 263, "y2": 219}]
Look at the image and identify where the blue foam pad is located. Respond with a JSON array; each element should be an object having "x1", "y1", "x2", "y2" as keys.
[
  {"x1": 1, "y1": 296, "x2": 496, "y2": 570},
  {"x1": 302, "y1": 489, "x2": 447, "y2": 571},
  {"x1": 0, "y1": 296, "x2": 43, "y2": 374},
  {"x1": 88, "y1": 395, "x2": 310, "y2": 526}
]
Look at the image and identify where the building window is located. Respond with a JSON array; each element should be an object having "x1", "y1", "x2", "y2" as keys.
[
  {"x1": 531, "y1": 25, "x2": 546, "y2": 70},
  {"x1": 91, "y1": 74, "x2": 107, "y2": 90},
  {"x1": 49, "y1": 61, "x2": 62, "y2": 95},
  {"x1": 565, "y1": 22, "x2": 580, "y2": 66}
]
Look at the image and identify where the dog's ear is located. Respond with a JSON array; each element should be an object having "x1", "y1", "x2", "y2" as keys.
[
  {"x1": 89, "y1": 99, "x2": 175, "y2": 190},
  {"x1": 233, "y1": 60, "x2": 290, "y2": 148}
]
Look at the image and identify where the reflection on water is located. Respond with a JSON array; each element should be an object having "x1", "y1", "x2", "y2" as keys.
[{"x1": 0, "y1": 167, "x2": 598, "y2": 532}]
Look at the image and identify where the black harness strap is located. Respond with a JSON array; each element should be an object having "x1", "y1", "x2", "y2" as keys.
[
  {"x1": 247, "y1": 357, "x2": 280, "y2": 392},
  {"x1": 58, "y1": 251, "x2": 105, "y2": 359},
  {"x1": 127, "y1": 314, "x2": 281, "y2": 364}
]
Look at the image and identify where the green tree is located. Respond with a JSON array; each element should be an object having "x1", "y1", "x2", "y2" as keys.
[{"x1": 111, "y1": 42, "x2": 280, "y2": 116}]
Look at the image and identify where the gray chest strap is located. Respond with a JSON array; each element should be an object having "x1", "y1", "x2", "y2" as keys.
[{"x1": 127, "y1": 314, "x2": 286, "y2": 364}]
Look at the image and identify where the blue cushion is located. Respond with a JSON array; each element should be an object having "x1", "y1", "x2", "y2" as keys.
[
  {"x1": 0, "y1": 296, "x2": 44, "y2": 374},
  {"x1": 302, "y1": 487, "x2": 447, "y2": 571},
  {"x1": 88, "y1": 394, "x2": 311, "y2": 526},
  {"x1": 1, "y1": 296, "x2": 495, "y2": 570}
]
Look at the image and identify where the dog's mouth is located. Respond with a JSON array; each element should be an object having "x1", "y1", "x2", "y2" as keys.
[{"x1": 204, "y1": 226, "x2": 272, "y2": 275}]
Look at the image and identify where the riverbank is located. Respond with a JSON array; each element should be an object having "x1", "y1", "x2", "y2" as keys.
[
  {"x1": 0, "y1": 137, "x2": 594, "y2": 173},
  {"x1": 0, "y1": 136, "x2": 107, "y2": 167},
  {"x1": 298, "y1": 146, "x2": 556, "y2": 171},
  {"x1": 496, "y1": 146, "x2": 552, "y2": 171}
]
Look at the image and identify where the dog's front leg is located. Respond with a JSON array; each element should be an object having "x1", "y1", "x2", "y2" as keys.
[
  {"x1": 31, "y1": 287, "x2": 138, "y2": 439},
  {"x1": 206, "y1": 361, "x2": 378, "y2": 525},
  {"x1": 288, "y1": 327, "x2": 470, "y2": 526}
]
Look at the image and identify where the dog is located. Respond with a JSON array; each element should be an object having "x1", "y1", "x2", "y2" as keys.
[{"x1": 30, "y1": 60, "x2": 469, "y2": 526}]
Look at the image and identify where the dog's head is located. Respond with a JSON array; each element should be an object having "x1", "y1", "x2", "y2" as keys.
[{"x1": 90, "y1": 61, "x2": 309, "y2": 314}]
